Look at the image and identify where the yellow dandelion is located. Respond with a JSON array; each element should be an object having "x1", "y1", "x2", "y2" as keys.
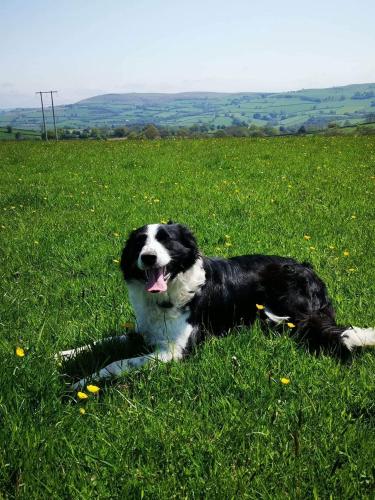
[
  {"x1": 304, "y1": 235, "x2": 311, "y2": 240},
  {"x1": 280, "y1": 377, "x2": 290, "y2": 385},
  {"x1": 351, "y1": 215, "x2": 356, "y2": 219},
  {"x1": 79, "y1": 408, "x2": 86, "y2": 415},
  {"x1": 224, "y1": 234, "x2": 231, "y2": 240},
  {"x1": 343, "y1": 250, "x2": 350, "y2": 257},
  {"x1": 329, "y1": 245, "x2": 335, "y2": 250},
  {"x1": 224, "y1": 242, "x2": 232, "y2": 247},
  {"x1": 77, "y1": 392, "x2": 88, "y2": 400},
  {"x1": 309, "y1": 246, "x2": 316, "y2": 251},
  {"x1": 287, "y1": 322, "x2": 296, "y2": 328},
  {"x1": 348, "y1": 268, "x2": 356, "y2": 272},
  {"x1": 87, "y1": 385, "x2": 100, "y2": 394},
  {"x1": 256, "y1": 304, "x2": 265, "y2": 310},
  {"x1": 16, "y1": 347, "x2": 25, "y2": 357},
  {"x1": 160, "y1": 219, "x2": 167, "y2": 224},
  {"x1": 153, "y1": 199, "x2": 160, "y2": 203},
  {"x1": 113, "y1": 232, "x2": 120, "y2": 237},
  {"x1": 113, "y1": 259, "x2": 120, "y2": 264}
]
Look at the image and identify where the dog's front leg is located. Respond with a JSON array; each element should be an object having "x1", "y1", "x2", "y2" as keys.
[
  {"x1": 56, "y1": 334, "x2": 129, "y2": 360},
  {"x1": 72, "y1": 349, "x2": 177, "y2": 390}
]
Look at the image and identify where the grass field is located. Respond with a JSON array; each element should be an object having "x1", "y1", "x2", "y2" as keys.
[{"x1": 0, "y1": 136, "x2": 374, "y2": 498}]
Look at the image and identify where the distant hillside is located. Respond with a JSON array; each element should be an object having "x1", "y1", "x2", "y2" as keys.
[{"x1": 0, "y1": 83, "x2": 374, "y2": 131}]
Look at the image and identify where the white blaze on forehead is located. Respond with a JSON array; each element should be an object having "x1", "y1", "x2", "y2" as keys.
[{"x1": 137, "y1": 224, "x2": 171, "y2": 269}]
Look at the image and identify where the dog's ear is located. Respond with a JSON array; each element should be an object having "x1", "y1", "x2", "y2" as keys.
[
  {"x1": 167, "y1": 220, "x2": 175, "y2": 225},
  {"x1": 178, "y1": 224, "x2": 199, "y2": 252}
]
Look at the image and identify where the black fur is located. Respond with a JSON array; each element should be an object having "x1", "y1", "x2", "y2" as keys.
[{"x1": 121, "y1": 223, "x2": 348, "y2": 355}]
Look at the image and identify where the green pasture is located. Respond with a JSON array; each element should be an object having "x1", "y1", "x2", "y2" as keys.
[{"x1": 0, "y1": 136, "x2": 374, "y2": 498}]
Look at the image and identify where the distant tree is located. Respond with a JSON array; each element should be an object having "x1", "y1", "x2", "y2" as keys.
[
  {"x1": 113, "y1": 127, "x2": 129, "y2": 138},
  {"x1": 214, "y1": 129, "x2": 227, "y2": 138},
  {"x1": 90, "y1": 128, "x2": 101, "y2": 139},
  {"x1": 127, "y1": 131, "x2": 139, "y2": 140},
  {"x1": 144, "y1": 124, "x2": 160, "y2": 140},
  {"x1": 15, "y1": 132, "x2": 22, "y2": 140},
  {"x1": 6, "y1": 125, "x2": 12, "y2": 133},
  {"x1": 176, "y1": 128, "x2": 189, "y2": 138},
  {"x1": 297, "y1": 125, "x2": 307, "y2": 134}
]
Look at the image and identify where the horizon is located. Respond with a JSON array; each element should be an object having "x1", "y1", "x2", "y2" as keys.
[{"x1": 1, "y1": 0, "x2": 374, "y2": 108}]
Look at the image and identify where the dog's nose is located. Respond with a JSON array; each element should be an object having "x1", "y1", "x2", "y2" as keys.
[{"x1": 141, "y1": 253, "x2": 157, "y2": 266}]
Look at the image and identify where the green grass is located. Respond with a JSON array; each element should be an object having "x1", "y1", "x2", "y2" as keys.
[{"x1": 0, "y1": 136, "x2": 374, "y2": 498}]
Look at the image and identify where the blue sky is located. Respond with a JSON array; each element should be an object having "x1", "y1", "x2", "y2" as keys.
[{"x1": 1, "y1": 0, "x2": 374, "y2": 108}]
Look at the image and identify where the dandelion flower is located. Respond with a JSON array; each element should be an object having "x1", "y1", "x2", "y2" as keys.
[
  {"x1": 79, "y1": 408, "x2": 86, "y2": 415},
  {"x1": 87, "y1": 385, "x2": 100, "y2": 394},
  {"x1": 77, "y1": 392, "x2": 88, "y2": 400},
  {"x1": 160, "y1": 219, "x2": 167, "y2": 224},
  {"x1": 309, "y1": 246, "x2": 316, "y2": 251},
  {"x1": 287, "y1": 322, "x2": 296, "y2": 328},
  {"x1": 304, "y1": 235, "x2": 311, "y2": 240},
  {"x1": 351, "y1": 215, "x2": 356, "y2": 219},
  {"x1": 256, "y1": 304, "x2": 265, "y2": 310},
  {"x1": 224, "y1": 242, "x2": 232, "y2": 247},
  {"x1": 16, "y1": 347, "x2": 25, "y2": 357},
  {"x1": 329, "y1": 245, "x2": 335, "y2": 250},
  {"x1": 343, "y1": 250, "x2": 350, "y2": 257},
  {"x1": 113, "y1": 259, "x2": 120, "y2": 264},
  {"x1": 113, "y1": 232, "x2": 120, "y2": 237},
  {"x1": 280, "y1": 377, "x2": 290, "y2": 385}
]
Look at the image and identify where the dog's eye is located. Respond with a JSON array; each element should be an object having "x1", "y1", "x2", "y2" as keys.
[
  {"x1": 133, "y1": 233, "x2": 147, "y2": 249},
  {"x1": 156, "y1": 228, "x2": 170, "y2": 242}
]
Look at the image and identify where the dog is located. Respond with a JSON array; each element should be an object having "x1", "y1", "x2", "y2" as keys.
[{"x1": 60, "y1": 222, "x2": 375, "y2": 389}]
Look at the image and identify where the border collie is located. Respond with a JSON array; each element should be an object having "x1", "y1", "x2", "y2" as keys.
[{"x1": 61, "y1": 222, "x2": 375, "y2": 389}]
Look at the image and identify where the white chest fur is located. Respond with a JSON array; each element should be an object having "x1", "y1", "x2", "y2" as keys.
[{"x1": 126, "y1": 258, "x2": 206, "y2": 356}]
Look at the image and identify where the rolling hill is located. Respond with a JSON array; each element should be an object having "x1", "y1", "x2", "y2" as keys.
[{"x1": 0, "y1": 83, "x2": 374, "y2": 131}]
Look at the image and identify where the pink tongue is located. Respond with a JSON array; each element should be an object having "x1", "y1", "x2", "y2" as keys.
[{"x1": 146, "y1": 268, "x2": 167, "y2": 293}]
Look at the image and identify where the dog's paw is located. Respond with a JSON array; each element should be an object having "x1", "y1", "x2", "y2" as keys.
[
  {"x1": 54, "y1": 348, "x2": 76, "y2": 361},
  {"x1": 72, "y1": 378, "x2": 87, "y2": 391}
]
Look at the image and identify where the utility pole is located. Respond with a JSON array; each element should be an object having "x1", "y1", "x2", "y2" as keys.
[
  {"x1": 36, "y1": 91, "x2": 48, "y2": 141},
  {"x1": 36, "y1": 90, "x2": 58, "y2": 141},
  {"x1": 50, "y1": 91, "x2": 58, "y2": 140}
]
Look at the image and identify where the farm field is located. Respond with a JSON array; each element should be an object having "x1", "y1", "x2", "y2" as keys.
[
  {"x1": 1, "y1": 82, "x2": 374, "y2": 131},
  {"x1": 0, "y1": 136, "x2": 374, "y2": 498},
  {"x1": 0, "y1": 127, "x2": 40, "y2": 141}
]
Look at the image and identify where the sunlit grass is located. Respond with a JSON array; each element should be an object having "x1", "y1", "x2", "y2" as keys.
[{"x1": 0, "y1": 136, "x2": 374, "y2": 498}]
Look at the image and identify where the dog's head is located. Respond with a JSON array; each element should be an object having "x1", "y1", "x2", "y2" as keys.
[{"x1": 120, "y1": 222, "x2": 199, "y2": 293}]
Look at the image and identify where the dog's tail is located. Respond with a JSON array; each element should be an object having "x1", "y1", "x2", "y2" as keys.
[
  {"x1": 295, "y1": 312, "x2": 375, "y2": 354},
  {"x1": 265, "y1": 308, "x2": 375, "y2": 354}
]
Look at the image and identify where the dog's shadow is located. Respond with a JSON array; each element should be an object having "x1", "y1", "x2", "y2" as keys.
[{"x1": 60, "y1": 331, "x2": 152, "y2": 386}]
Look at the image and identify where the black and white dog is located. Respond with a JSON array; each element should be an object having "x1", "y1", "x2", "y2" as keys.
[{"x1": 61, "y1": 222, "x2": 375, "y2": 388}]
